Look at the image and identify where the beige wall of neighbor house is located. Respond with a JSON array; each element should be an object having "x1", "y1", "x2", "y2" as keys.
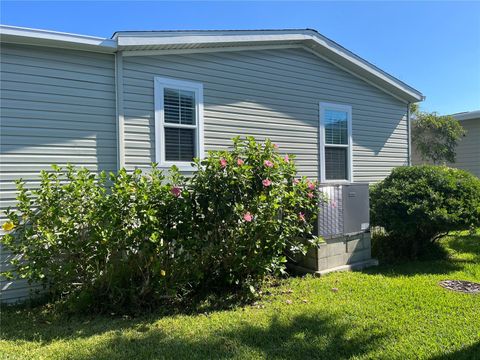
[{"x1": 412, "y1": 111, "x2": 480, "y2": 177}]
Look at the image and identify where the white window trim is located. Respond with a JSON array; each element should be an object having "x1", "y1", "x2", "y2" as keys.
[
  {"x1": 154, "y1": 76, "x2": 204, "y2": 171},
  {"x1": 319, "y1": 102, "x2": 353, "y2": 183}
]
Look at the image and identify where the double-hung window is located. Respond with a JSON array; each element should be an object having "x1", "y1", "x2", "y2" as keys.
[
  {"x1": 319, "y1": 102, "x2": 353, "y2": 182},
  {"x1": 155, "y1": 77, "x2": 204, "y2": 169}
]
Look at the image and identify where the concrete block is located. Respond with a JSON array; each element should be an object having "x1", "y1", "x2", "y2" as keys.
[
  {"x1": 316, "y1": 257, "x2": 328, "y2": 271},
  {"x1": 317, "y1": 243, "x2": 328, "y2": 259},
  {"x1": 327, "y1": 240, "x2": 346, "y2": 256},
  {"x1": 346, "y1": 238, "x2": 364, "y2": 253},
  {"x1": 346, "y1": 249, "x2": 370, "y2": 264},
  {"x1": 363, "y1": 233, "x2": 371, "y2": 249},
  {"x1": 327, "y1": 254, "x2": 347, "y2": 268}
]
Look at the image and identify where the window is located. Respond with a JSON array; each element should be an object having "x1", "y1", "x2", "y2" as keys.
[
  {"x1": 319, "y1": 103, "x2": 353, "y2": 182},
  {"x1": 155, "y1": 77, "x2": 204, "y2": 169}
]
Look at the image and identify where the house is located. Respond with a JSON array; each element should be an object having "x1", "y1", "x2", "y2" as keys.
[
  {"x1": 412, "y1": 110, "x2": 480, "y2": 177},
  {"x1": 451, "y1": 111, "x2": 480, "y2": 177},
  {"x1": 0, "y1": 25, "x2": 424, "y2": 302}
]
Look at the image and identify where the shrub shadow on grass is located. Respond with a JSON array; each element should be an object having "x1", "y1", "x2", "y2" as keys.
[
  {"x1": 445, "y1": 231, "x2": 480, "y2": 262},
  {"x1": 366, "y1": 230, "x2": 480, "y2": 278},
  {"x1": 429, "y1": 341, "x2": 480, "y2": 360},
  {"x1": 57, "y1": 313, "x2": 388, "y2": 360},
  {"x1": 363, "y1": 258, "x2": 464, "y2": 278}
]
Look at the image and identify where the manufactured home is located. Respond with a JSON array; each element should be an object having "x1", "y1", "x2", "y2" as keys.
[
  {"x1": 413, "y1": 110, "x2": 480, "y2": 177},
  {"x1": 0, "y1": 26, "x2": 424, "y2": 302}
]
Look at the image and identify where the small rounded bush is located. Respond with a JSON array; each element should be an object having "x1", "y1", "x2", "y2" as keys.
[{"x1": 370, "y1": 165, "x2": 480, "y2": 259}]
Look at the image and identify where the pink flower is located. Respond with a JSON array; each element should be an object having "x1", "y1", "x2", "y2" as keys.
[
  {"x1": 171, "y1": 186, "x2": 181, "y2": 197},
  {"x1": 293, "y1": 179, "x2": 300, "y2": 185},
  {"x1": 264, "y1": 160, "x2": 274, "y2": 168},
  {"x1": 307, "y1": 181, "x2": 316, "y2": 191},
  {"x1": 284, "y1": 155, "x2": 290, "y2": 163},
  {"x1": 243, "y1": 212, "x2": 253, "y2": 222},
  {"x1": 273, "y1": 143, "x2": 279, "y2": 149},
  {"x1": 298, "y1": 212, "x2": 306, "y2": 222},
  {"x1": 262, "y1": 179, "x2": 272, "y2": 187},
  {"x1": 330, "y1": 200, "x2": 337, "y2": 208},
  {"x1": 237, "y1": 158, "x2": 244, "y2": 166},
  {"x1": 219, "y1": 158, "x2": 227, "y2": 168},
  {"x1": 307, "y1": 192, "x2": 314, "y2": 199}
]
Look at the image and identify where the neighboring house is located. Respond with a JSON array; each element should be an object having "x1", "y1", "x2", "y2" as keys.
[
  {"x1": 450, "y1": 111, "x2": 480, "y2": 177},
  {"x1": 0, "y1": 25, "x2": 424, "y2": 302},
  {"x1": 412, "y1": 110, "x2": 480, "y2": 177}
]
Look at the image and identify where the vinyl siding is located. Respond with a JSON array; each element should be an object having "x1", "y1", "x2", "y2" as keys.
[
  {"x1": 0, "y1": 43, "x2": 117, "y2": 302},
  {"x1": 412, "y1": 118, "x2": 480, "y2": 177},
  {"x1": 122, "y1": 48, "x2": 408, "y2": 181},
  {"x1": 1, "y1": 45, "x2": 410, "y2": 303},
  {"x1": 454, "y1": 119, "x2": 480, "y2": 177}
]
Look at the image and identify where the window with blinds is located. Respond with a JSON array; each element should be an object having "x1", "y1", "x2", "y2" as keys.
[
  {"x1": 155, "y1": 77, "x2": 203, "y2": 168},
  {"x1": 320, "y1": 103, "x2": 352, "y2": 182}
]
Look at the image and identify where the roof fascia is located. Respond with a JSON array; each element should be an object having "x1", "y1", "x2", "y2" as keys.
[{"x1": 0, "y1": 25, "x2": 116, "y2": 53}]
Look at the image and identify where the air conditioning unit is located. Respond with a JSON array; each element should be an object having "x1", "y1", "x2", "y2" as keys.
[
  {"x1": 318, "y1": 183, "x2": 370, "y2": 237},
  {"x1": 290, "y1": 183, "x2": 377, "y2": 275}
]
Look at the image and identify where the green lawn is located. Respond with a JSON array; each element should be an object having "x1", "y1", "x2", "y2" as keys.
[{"x1": 1, "y1": 231, "x2": 479, "y2": 360}]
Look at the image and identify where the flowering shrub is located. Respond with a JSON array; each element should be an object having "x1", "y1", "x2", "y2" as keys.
[
  {"x1": 1, "y1": 165, "x2": 192, "y2": 311},
  {"x1": 188, "y1": 137, "x2": 322, "y2": 293},
  {"x1": 1, "y1": 138, "x2": 322, "y2": 312}
]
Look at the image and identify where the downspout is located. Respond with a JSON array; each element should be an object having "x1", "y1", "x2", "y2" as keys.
[
  {"x1": 115, "y1": 51, "x2": 125, "y2": 171},
  {"x1": 407, "y1": 102, "x2": 412, "y2": 166}
]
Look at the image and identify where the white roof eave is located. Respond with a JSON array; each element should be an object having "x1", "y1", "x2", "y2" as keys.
[
  {"x1": 0, "y1": 25, "x2": 424, "y2": 102},
  {"x1": 452, "y1": 110, "x2": 480, "y2": 121},
  {"x1": 115, "y1": 30, "x2": 424, "y2": 102},
  {"x1": 0, "y1": 25, "x2": 117, "y2": 53}
]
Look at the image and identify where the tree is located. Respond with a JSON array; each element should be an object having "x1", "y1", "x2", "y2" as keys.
[{"x1": 412, "y1": 111, "x2": 465, "y2": 164}]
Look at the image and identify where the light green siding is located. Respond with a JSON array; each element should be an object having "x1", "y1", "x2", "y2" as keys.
[
  {"x1": 1, "y1": 45, "x2": 410, "y2": 303},
  {"x1": 0, "y1": 43, "x2": 117, "y2": 302},
  {"x1": 121, "y1": 48, "x2": 408, "y2": 181}
]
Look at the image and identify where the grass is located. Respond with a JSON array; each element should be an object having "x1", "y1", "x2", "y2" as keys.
[{"x1": 1, "y1": 230, "x2": 479, "y2": 360}]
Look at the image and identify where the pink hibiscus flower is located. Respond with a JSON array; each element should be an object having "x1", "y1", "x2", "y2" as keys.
[
  {"x1": 307, "y1": 181, "x2": 316, "y2": 190},
  {"x1": 219, "y1": 158, "x2": 227, "y2": 168},
  {"x1": 284, "y1": 155, "x2": 290, "y2": 163},
  {"x1": 264, "y1": 160, "x2": 274, "y2": 168},
  {"x1": 171, "y1": 186, "x2": 181, "y2": 197},
  {"x1": 293, "y1": 178, "x2": 300, "y2": 185},
  {"x1": 243, "y1": 212, "x2": 253, "y2": 222},
  {"x1": 298, "y1": 212, "x2": 306, "y2": 222},
  {"x1": 307, "y1": 192, "x2": 314, "y2": 199},
  {"x1": 262, "y1": 179, "x2": 272, "y2": 187},
  {"x1": 237, "y1": 158, "x2": 244, "y2": 166}
]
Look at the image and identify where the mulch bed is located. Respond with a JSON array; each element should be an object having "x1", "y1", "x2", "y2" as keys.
[{"x1": 439, "y1": 280, "x2": 480, "y2": 294}]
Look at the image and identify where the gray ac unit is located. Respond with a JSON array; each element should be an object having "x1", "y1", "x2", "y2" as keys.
[
  {"x1": 318, "y1": 183, "x2": 370, "y2": 237},
  {"x1": 289, "y1": 182, "x2": 376, "y2": 275}
]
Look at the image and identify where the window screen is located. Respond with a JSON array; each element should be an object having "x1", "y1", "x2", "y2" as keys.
[
  {"x1": 163, "y1": 87, "x2": 197, "y2": 162},
  {"x1": 324, "y1": 110, "x2": 348, "y2": 145},
  {"x1": 164, "y1": 88, "x2": 196, "y2": 125},
  {"x1": 325, "y1": 147, "x2": 347, "y2": 180},
  {"x1": 321, "y1": 104, "x2": 351, "y2": 181},
  {"x1": 165, "y1": 128, "x2": 196, "y2": 162}
]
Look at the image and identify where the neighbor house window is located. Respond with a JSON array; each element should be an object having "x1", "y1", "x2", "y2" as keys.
[
  {"x1": 319, "y1": 102, "x2": 353, "y2": 182},
  {"x1": 154, "y1": 77, "x2": 204, "y2": 169}
]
